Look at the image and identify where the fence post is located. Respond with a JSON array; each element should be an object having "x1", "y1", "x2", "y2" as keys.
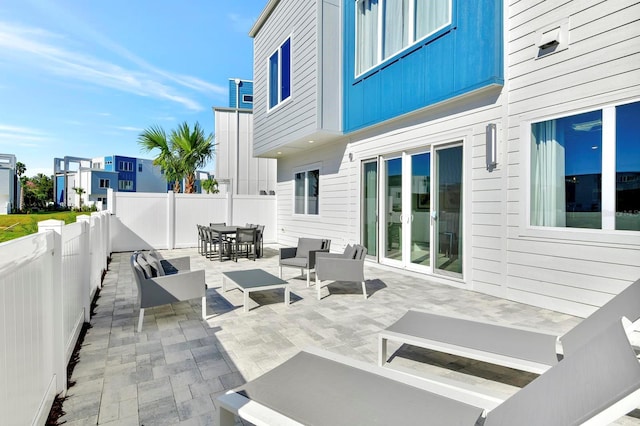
[
  {"x1": 167, "y1": 190, "x2": 175, "y2": 249},
  {"x1": 76, "y1": 217, "x2": 91, "y2": 322},
  {"x1": 38, "y1": 220, "x2": 67, "y2": 396},
  {"x1": 107, "y1": 187, "x2": 115, "y2": 214},
  {"x1": 91, "y1": 212, "x2": 106, "y2": 273},
  {"x1": 77, "y1": 215, "x2": 96, "y2": 296}
]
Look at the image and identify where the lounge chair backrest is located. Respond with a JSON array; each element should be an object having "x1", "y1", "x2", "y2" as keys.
[
  {"x1": 135, "y1": 253, "x2": 155, "y2": 279},
  {"x1": 296, "y1": 238, "x2": 325, "y2": 258},
  {"x1": 560, "y1": 278, "x2": 640, "y2": 356},
  {"x1": 146, "y1": 251, "x2": 165, "y2": 276},
  {"x1": 485, "y1": 318, "x2": 640, "y2": 426}
]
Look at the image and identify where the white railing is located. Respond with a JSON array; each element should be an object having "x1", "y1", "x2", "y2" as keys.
[{"x1": 0, "y1": 211, "x2": 110, "y2": 426}]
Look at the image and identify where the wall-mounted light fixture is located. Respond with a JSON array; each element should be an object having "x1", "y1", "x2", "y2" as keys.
[
  {"x1": 348, "y1": 152, "x2": 353, "y2": 162},
  {"x1": 486, "y1": 123, "x2": 497, "y2": 172}
]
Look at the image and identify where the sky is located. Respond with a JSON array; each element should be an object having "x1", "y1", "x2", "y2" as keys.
[{"x1": 0, "y1": 0, "x2": 268, "y2": 176}]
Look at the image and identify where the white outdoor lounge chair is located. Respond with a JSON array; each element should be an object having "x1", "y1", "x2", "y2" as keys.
[
  {"x1": 218, "y1": 317, "x2": 640, "y2": 426},
  {"x1": 379, "y1": 277, "x2": 640, "y2": 373}
]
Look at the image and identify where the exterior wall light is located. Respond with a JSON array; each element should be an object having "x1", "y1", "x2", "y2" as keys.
[{"x1": 486, "y1": 123, "x2": 497, "y2": 172}]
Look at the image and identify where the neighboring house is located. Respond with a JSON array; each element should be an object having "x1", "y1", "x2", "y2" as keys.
[
  {"x1": 0, "y1": 154, "x2": 18, "y2": 214},
  {"x1": 214, "y1": 78, "x2": 277, "y2": 195},
  {"x1": 54, "y1": 155, "x2": 169, "y2": 209},
  {"x1": 249, "y1": 0, "x2": 640, "y2": 316}
]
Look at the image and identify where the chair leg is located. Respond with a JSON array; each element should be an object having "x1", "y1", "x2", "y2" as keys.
[
  {"x1": 316, "y1": 276, "x2": 322, "y2": 300},
  {"x1": 202, "y1": 296, "x2": 207, "y2": 320},
  {"x1": 362, "y1": 281, "x2": 367, "y2": 299},
  {"x1": 279, "y1": 266, "x2": 283, "y2": 278},
  {"x1": 137, "y1": 308, "x2": 145, "y2": 333},
  {"x1": 306, "y1": 269, "x2": 310, "y2": 287}
]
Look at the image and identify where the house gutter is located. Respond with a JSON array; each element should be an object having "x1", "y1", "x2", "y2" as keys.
[{"x1": 249, "y1": 0, "x2": 280, "y2": 37}]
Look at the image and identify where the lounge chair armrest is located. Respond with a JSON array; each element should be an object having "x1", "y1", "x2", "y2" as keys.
[
  {"x1": 280, "y1": 247, "x2": 298, "y2": 261},
  {"x1": 307, "y1": 248, "x2": 330, "y2": 269},
  {"x1": 316, "y1": 258, "x2": 365, "y2": 282},
  {"x1": 140, "y1": 269, "x2": 206, "y2": 308}
]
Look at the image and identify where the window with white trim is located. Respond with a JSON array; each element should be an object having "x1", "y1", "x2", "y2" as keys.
[
  {"x1": 118, "y1": 180, "x2": 133, "y2": 190},
  {"x1": 355, "y1": 0, "x2": 451, "y2": 76},
  {"x1": 268, "y1": 37, "x2": 291, "y2": 109},
  {"x1": 119, "y1": 161, "x2": 133, "y2": 172},
  {"x1": 243, "y1": 94, "x2": 253, "y2": 104},
  {"x1": 294, "y1": 168, "x2": 320, "y2": 215},
  {"x1": 99, "y1": 178, "x2": 110, "y2": 188},
  {"x1": 530, "y1": 100, "x2": 640, "y2": 231}
]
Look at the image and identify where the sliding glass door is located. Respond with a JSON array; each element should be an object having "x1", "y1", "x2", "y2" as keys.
[{"x1": 367, "y1": 143, "x2": 463, "y2": 278}]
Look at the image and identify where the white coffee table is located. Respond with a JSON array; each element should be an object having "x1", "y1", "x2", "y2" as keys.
[{"x1": 222, "y1": 269, "x2": 290, "y2": 313}]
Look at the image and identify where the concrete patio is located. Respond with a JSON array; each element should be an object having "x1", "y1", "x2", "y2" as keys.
[{"x1": 57, "y1": 245, "x2": 640, "y2": 426}]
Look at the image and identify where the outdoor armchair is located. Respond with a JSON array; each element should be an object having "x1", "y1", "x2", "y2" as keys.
[
  {"x1": 131, "y1": 252, "x2": 206, "y2": 332},
  {"x1": 279, "y1": 238, "x2": 331, "y2": 287},
  {"x1": 379, "y1": 277, "x2": 640, "y2": 373},
  {"x1": 315, "y1": 244, "x2": 367, "y2": 300},
  {"x1": 218, "y1": 317, "x2": 640, "y2": 426}
]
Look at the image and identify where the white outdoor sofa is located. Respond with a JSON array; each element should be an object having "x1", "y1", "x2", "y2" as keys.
[
  {"x1": 218, "y1": 317, "x2": 640, "y2": 426},
  {"x1": 379, "y1": 277, "x2": 640, "y2": 373}
]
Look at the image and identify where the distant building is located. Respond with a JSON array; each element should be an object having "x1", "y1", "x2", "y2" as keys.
[
  {"x1": 213, "y1": 78, "x2": 277, "y2": 195},
  {"x1": 54, "y1": 155, "x2": 169, "y2": 209},
  {"x1": 0, "y1": 154, "x2": 18, "y2": 214}
]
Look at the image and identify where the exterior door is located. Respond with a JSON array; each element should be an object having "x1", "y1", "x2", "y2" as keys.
[
  {"x1": 372, "y1": 143, "x2": 463, "y2": 277},
  {"x1": 433, "y1": 144, "x2": 463, "y2": 277},
  {"x1": 361, "y1": 160, "x2": 378, "y2": 258}
]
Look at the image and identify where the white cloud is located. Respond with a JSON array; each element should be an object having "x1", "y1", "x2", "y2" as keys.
[
  {"x1": 0, "y1": 124, "x2": 50, "y2": 146},
  {"x1": 115, "y1": 126, "x2": 144, "y2": 132},
  {"x1": 0, "y1": 21, "x2": 223, "y2": 111}
]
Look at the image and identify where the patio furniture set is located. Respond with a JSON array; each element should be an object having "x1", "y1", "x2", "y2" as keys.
[
  {"x1": 197, "y1": 223, "x2": 265, "y2": 262},
  {"x1": 131, "y1": 237, "x2": 640, "y2": 424}
]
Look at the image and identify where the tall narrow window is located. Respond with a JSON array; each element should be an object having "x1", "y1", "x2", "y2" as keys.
[
  {"x1": 355, "y1": 0, "x2": 451, "y2": 75},
  {"x1": 531, "y1": 110, "x2": 602, "y2": 228},
  {"x1": 615, "y1": 102, "x2": 640, "y2": 231},
  {"x1": 294, "y1": 167, "x2": 320, "y2": 215},
  {"x1": 268, "y1": 37, "x2": 292, "y2": 109}
]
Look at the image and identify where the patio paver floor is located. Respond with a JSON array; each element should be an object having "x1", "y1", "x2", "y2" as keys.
[{"x1": 57, "y1": 245, "x2": 640, "y2": 425}]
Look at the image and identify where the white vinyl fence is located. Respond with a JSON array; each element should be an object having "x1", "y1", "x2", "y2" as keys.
[
  {"x1": 108, "y1": 189, "x2": 277, "y2": 252},
  {"x1": 0, "y1": 211, "x2": 110, "y2": 426}
]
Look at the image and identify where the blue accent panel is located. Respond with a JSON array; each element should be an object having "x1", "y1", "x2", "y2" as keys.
[
  {"x1": 105, "y1": 156, "x2": 114, "y2": 171},
  {"x1": 343, "y1": 0, "x2": 504, "y2": 132},
  {"x1": 228, "y1": 80, "x2": 254, "y2": 109},
  {"x1": 281, "y1": 39, "x2": 291, "y2": 101},
  {"x1": 56, "y1": 176, "x2": 65, "y2": 203}
]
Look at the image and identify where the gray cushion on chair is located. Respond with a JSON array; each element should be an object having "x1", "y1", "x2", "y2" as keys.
[
  {"x1": 559, "y1": 278, "x2": 640, "y2": 357},
  {"x1": 136, "y1": 255, "x2": 155, "y2": 279},
  {"x1": 343, "y1": 244, "x2": 356, "y2": 259},
  {"x1": 238, "y1": 351, "x2": 484, "y2": 426},
  {"x1": 296, "y1": 238, "x2": 324, "y2": 259},
  {"x1": 279, "y1": 257, "x2": 309, "y2": 268},
  {"x1": 485, "y1": 318, "x2": 640, "y2": 426}
]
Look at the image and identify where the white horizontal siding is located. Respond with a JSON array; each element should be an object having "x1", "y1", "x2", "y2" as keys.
[
  {"x1": 253, "y1": 0, "x2": 319, "y2": 155},
  {"x1": 504, "y1": 0, "x2": 640, "y2": 315}
]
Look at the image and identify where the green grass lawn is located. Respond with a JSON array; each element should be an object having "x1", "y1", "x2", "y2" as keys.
[{"x1": 0, "y1": 212, "x2": 86, "y2": 243}]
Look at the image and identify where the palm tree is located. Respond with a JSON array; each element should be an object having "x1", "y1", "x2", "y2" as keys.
[
  {"x1": 15, "y1": 161, "x2": 26, "y2": 211},
  {"x1": 72, "y1": 187, "x2": 85, "y2": 210},
  {"x1": 138, "y1": 125, "x2": 183, "y2": 192},
  {"x1": 170, "y1": 122, "x2": 214, "y2": 193}
]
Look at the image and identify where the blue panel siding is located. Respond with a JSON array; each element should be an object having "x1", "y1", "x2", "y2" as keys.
[
  {"x1": 114, "y1": 155, "x2": 136, "y2": 192},
  {"x1": 343, "y1": 0, "x2": 503, "y2": 132},
  {"x1": 104, "y1": 156, "x2": 114, "y2": 171},
  {"x1": 56, "y1": 175, "x2": 65, "y2": 203},
  {"x1": 228, "y1": 79, "x2": 254, "y2": 109}
]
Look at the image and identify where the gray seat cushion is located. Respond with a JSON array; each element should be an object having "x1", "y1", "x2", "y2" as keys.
[
  {"x1": 280, "y1": 257, "x2": 309, "y2": 268},
  {"x1": 136, "y1": 254, "x2": 155, "y2": 279},
  {"x1": 343, "y1": 244, "x2": 356, "y2": 259}
]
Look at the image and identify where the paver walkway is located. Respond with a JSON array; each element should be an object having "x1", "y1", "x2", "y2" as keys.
[{"x1": 58, "y1": 245, "x2": 640, "y2": 425}]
